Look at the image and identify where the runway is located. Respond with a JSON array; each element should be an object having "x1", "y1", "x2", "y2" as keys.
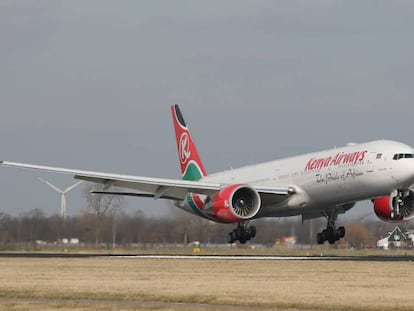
[{"x1": 0, "y1": 252, "x2": 413, "y2": 261}]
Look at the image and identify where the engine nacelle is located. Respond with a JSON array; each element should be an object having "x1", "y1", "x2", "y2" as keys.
[
  {"x1": 208, "y1": 184, "x2": 261, "y2": 223},
  {"x1": 373, "y1": 190, "x2": 414, "y2": 222}
]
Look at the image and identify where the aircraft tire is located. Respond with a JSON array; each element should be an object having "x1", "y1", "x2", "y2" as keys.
[
  {"x1": 249, "y1": 226, "x2": 256, "y2": 238},
  {"x1": 317, "y1": 232, "x2": 325, "y2": 244},
  {"x1": 338, "y1": 226, "x2": 346, "y2": 238},
  {"x1": 228, "y1": 232, "x2": 235, "y2": 244}
]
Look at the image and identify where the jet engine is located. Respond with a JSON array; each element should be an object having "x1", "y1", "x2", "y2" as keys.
[
  {"x1": 373, "y1": 190, "x2": 414, "y2": 222},
  {"x1": 207, "y1": 184, "x2": 261, "y2": 223}
]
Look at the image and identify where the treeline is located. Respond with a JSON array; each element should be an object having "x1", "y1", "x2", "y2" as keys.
[{"x1": 0, "y1": 208, "x2": 398, "y2": 249}]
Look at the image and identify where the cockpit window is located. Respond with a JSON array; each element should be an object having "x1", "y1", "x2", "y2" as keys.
[{"x1": 393, "y1": 153, "x2": 414, "y2": 160}]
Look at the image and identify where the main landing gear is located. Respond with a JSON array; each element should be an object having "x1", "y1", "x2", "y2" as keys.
[
  {"x1": 317, "y1": 210, "x2": 345, "y2": 245},
  {"x1": 228, "y1": 222, "x2": 256, "y2": 244}
]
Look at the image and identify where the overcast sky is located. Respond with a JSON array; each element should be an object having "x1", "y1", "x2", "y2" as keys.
[{"x1": 1, "y1": 1, "x2": 414, "y2": 220}]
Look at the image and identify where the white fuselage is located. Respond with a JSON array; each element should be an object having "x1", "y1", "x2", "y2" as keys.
[{"x1": 187, "y1": 140, "x2": 414, "y2": 219}]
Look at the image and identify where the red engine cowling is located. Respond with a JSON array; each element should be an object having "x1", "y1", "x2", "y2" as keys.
[
  {"x1": 208, "y1": 184, "x2": 261, "y2": 223},
  {"x1": 373, "y1": 191, "x2": 414, "y2": 222}
]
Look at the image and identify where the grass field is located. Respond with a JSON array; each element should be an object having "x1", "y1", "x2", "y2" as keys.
[{"x1": 0, "y1": 256, "x2": 413, "y2": 310}]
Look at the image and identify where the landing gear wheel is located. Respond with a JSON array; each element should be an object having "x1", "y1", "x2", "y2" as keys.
[
  {"x1": 328, "y1": 235, "x2": 337, "y2": 245},
  {"x1": 315, "y1": 210, "x2": 345, "y2": 245},
  {"x1": 249, "y1": 226, "x2": 256, "y2": 238},
  {"x1": 325, "y1": 227, "x2": 335, "y2": 244},
  {"x1": 228, "y1": 223, "x2": 256, "y2": 244},
  {"x1": 337, "y1": 226, "x2": 345, "y2": 238},
  {"x1": 317, "y1": 232, "x2": 325, "y2": 244},
  {"x1": 227, "y1": 232, "x2": 235, "y2": 244}
]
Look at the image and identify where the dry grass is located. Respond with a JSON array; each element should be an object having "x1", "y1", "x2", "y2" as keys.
[{"x1": 0, "y1": 258, "x2": 412, "y2": 310}]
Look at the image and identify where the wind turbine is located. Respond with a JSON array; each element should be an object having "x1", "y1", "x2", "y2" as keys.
[{"x1": 38, "y1": 178, "x2": 83, "y2": 219}]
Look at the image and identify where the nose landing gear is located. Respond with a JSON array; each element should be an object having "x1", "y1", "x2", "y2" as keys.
[{"x1": 390, "y1": 190, "x2": 410, "y2": 220}]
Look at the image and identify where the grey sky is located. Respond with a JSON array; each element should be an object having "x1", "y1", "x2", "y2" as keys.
[{"x1": 1, "y1": 1, "x2": 414, "y2": 219}]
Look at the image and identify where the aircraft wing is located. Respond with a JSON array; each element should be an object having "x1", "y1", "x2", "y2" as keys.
[{"x1": 0, "y1": 161, "x2": 289, "y2": 200}]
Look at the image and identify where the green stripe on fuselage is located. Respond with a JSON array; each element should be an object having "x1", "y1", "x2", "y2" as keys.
[
  {"x1": 186, "y1": 193, "x2": 207, "y2": 218},
  {"x1": 183, "y1": 162, "x2": 208, "y2": 218}
]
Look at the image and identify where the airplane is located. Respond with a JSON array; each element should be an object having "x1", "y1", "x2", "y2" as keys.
[{"x1": 2, "y1": 105, "x2": 414, "y2": 244}]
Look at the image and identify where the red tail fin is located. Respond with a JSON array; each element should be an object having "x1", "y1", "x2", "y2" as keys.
[{"x1": 171, "y1": 105, "x2": 207, "y2": 181}]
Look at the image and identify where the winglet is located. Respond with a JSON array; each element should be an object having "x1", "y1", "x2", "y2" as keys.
[{"x1": 171, "y1": 105, "x2": 207, "y2": 181}]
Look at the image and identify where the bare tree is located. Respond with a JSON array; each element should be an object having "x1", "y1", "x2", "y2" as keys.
[
  {"x1": 84, "y1": 184, "x2": 124, "y2": 247},
  {"x1": 342, "y1": 221, "x2": 373, "y2": 248}
]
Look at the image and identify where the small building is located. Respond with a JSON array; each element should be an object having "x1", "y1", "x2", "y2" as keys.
[
  {"x1": 59, "y1": 238, "x2": 80, "y2": 245},
  {"x1": 377, "y1": 225, "x2": 414, "y2": 250},
  {"x1": 274, "y1": 236, "x2": 297, "y2": 248}
]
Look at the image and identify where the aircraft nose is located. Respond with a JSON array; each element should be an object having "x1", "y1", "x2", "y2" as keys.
[
  {"x1": 392, "y1": 158, "x2": 414, "y2": 188},
  {"x1": 405, "y1": 159, "x2": 414, "y2": 186}
]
